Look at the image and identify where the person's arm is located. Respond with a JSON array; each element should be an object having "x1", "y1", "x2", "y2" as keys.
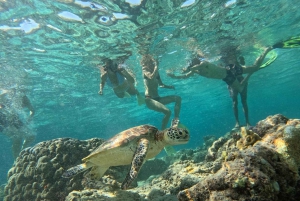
[
  {"x1": 98, "y1": 67, "x2": 107, "y2": 95},
  {"x1": 142, "y1": 59, "x2": 159, "y2": 79},
  {"x1": 167, "y1": 70, "x2": 195, "y2": 79},
  {"x1": 242, "y1": 47, "x2": 273, "y2": 74},
  {"x1": 22, "y1": 95, "x2": 35, "y2": 122},
  {"x1": 157, "y1": 73, "x2": 175, "y2": 89},
  {"x1": 118, "y1": 67, "x2": 135, "y2": 84}
]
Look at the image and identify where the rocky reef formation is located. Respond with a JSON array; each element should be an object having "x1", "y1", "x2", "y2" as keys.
[
  {"x1": 3, "y1": 138, "x2": 105, "y2": 201},
  {"x1": 3, "y1": 114, "x2": 300, "y2": 201},
  {"x1": 178, "y1": 114, "x2": 300, "y2": 201}
]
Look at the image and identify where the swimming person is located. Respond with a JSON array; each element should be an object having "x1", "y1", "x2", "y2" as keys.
[
  {"x1": 98, "y1": 58, "x2": 144, "y2": 105},
  {"x1": 167, "y1": 47, "x2": 273, "y2": 129},
  {"x1": 0, "y1": 90, "x2": 36, "y2": 159},
  {"x1": 141, "y1": 54, "x2": 182, "y2": 129}
]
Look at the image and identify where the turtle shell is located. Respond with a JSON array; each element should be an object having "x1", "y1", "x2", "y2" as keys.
[{"x1": 82, "y1": 124, "x2": 158, "y2": 162}]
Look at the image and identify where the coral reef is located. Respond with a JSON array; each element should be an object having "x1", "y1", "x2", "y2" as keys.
[
  {"x1": 4, "y1": 114, "x2": 300, "y2": 201},
  {"x1": 4, "y1": 138, "x2": 105, "y2": 201},
  {"x1": 0, "y1": 184, "x2": 5, "y2": 201},
  {"x1": 178, "y1": 114, "x2": 300, "y2": 201}
]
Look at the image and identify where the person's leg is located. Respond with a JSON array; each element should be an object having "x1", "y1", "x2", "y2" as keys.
[
  {"x1": 159, "y1": 95, "x2": 181, "y2": 127},
  {"x1": 231, "y1": 73, "x2": 252, "y2": 93},
  {"x1": 113, "y1": 81, "x2": 130, "y2": 98},
  {"x1": 243, "y1": 47, "x2": 274, "y2": 73},
  {"x1": 145, "y1": 98, "x2": 171, "y2": 129},
  {"x1": 121, "y1": 70, "x2": 135, "y2": 84},
  {"x1": 11, "y1": 136, "x2": 22, "y2": 159},
  {"x1": 240, "y1": 85, "x2": 250, "y2": 127},
  {"x1": 159, "y1": 95, "x2": 181, "y2": 118},
  {"x1": 126, "y1": 81, "x2": 142, "y2": 97},
  {"x1": 151, "y1": 95, "x2": 181, "y2": 155},
  {"x1": 125, "y1": 83, "x2": 145, "y2": 105},
  {"x1": 229, "y1": 87, "x2": 240, "y2": 128},
  {"x1": 22, "y1": 134, "x2": 35, "y2": 150}
]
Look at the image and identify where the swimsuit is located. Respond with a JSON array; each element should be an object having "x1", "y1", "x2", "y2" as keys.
[
  {"x1": 144, "y1": 73, "x2": 161, "y2": 101},
  {"x1": 103, "y1": 63, "x2": 126, "y2": 87},
  {"x1": 222, "y1": 64, "x2": 243, "y2": 85},
  {"x1": 143, "y1": 73, "x2": 160, "y2": 80},
  {"x1": 145, "y1": 95, "x2": 160, "y2": 102},
  {"x1": 106, "y1": 72, "x2": 125, "y2": 87}
]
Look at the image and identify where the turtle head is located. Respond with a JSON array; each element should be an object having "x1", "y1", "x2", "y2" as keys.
[{"x1": 163, "y1": 127, "x2": 190, "y2": 145}]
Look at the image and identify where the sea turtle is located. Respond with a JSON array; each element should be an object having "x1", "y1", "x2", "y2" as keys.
[{"x1": 62, "y1": 124, "x2": 189, "y2": 189}]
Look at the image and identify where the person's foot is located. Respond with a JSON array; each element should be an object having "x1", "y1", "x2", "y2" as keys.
[
  {"x1": 171, "y1": 118, "x2": 180, "y2": 128},
  {"x1": 234, "y1": 122, "x2": 240, "y2": 128},
  {"x1": 246, "y1": 123, "x2": 251, "y2": 129},
  {"x1": 232, "y1": 123, "x2": 240, "y2": 131}
]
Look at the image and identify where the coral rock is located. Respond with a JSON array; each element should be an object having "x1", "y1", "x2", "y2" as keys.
[{"x1": 178, "y1": 114, "x2": 300, "y2": 201}]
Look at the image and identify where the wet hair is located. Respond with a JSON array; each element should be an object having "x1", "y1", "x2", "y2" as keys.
[
  {"x1": 220, "y1": 46, "x2": 240, "y2": 64},
  {"x1": 141, "y1": 54, "x2": 154, "y2": 66},
  {"x1": 239, "y1": 56, "x2": 245, "y2": 65},
  {"x1": 190, "y1": 58, "x2": 201, "y2": 66}
]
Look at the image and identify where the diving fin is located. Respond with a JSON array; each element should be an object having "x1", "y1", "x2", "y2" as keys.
[
  {"x1": 124, "y1": 91, "x2": 131, "y2": 98},
  {"x1": 272, "y1": 36, "x2": 300, "y2": 49},
  {"x1": 137, "y1": 94, "x2": 145, "y2": 106},
  {"x1": 260, "y1": 50, "x2": 278, "y2": 69}
]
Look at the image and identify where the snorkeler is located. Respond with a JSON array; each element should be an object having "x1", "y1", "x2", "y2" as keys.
[
  {"x1": 167, "y1": 47, "x2": 274, "y2": 129},
  {"x1": 141, "y1": 54, "x2": 182, "y2": 129},
  {"x1": 98, "y1": 58, "x2": 144, "y2": 105},
  {"x1": 0, "y1": 90, "x2": 36, "y2": 159}
]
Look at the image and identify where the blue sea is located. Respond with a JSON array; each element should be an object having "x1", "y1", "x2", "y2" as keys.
[{"x1": 0, "y1": 0, "x2": 299, "y2": 193}]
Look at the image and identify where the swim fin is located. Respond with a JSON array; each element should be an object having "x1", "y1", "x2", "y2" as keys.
[
  {"x1": 272, "y1": 36, "x2": 300, "y2": 49},
  {"x1": 136, "y1": 94, "x2": 145, "y2": 106},
  {"x1": 260, "y1": 50, "x2": 278, "y2": 69},
  {"x1": 124, "y1": 91, "x2": 131, "y2": 98}
]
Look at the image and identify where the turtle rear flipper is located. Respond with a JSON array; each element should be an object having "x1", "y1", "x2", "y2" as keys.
[
  {"x1": 121, "y1": 138, "x2": 149, "y2": 190},
  {"x1": 62, "y1": 163, "x2": 89, "y2": 178},
  {"x1": 84, "y1": 166, "x2": 109, "y2": 180}
]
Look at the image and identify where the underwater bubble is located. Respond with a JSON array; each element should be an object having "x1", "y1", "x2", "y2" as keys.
[
  {"x1": 58, "y1": 11, "x2": 84, "y2": 23},
  {"x1": 125, "y1": 0, "x2": 143, "y2": 7},
  {"x1": 20, "y1": 19, "x2": 40, "y2": 34},
  {"x1": 113, "y1": 13, "x2": 130, "y2": 20},
  {"x1": 225, "y1": 0, "x2": 237, "y2": 8},
  {"x1": 46, "y1": 24, "x2": 62, "y2": 32},
  {"x1": 97, "y1": 16, "x2": 116, "y2": 26},
  {"x1": 181, "y1": 0, "x2": 196, "y2": 8}
]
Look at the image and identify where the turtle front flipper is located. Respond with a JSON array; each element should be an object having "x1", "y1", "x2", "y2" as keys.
[
  {"x1": 62, "y1": 163, "x2": 90, "y2": 178},
  {"x1": 84, "y1": 166, "x2": 109, "y2": 180},
  {"x1": 121, "y1": 138, "x2": 149, "y2": 190}
]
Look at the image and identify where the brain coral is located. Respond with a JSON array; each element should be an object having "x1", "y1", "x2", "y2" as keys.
[{"x1": 4, "y1": 138, "x2": 104, "y2": 201}]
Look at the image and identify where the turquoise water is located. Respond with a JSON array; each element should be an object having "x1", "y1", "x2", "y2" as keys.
[{"x1": 0, "y1": 0, "x2": 299, "y2": 186}]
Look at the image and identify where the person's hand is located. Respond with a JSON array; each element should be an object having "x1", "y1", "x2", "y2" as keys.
[
  {"x1": 161, "y1": 84, "x2": 175, "y2": 89},
  {"x1": 181, "y1": 67, "x2": 189, "y2": 74},
  {"x1": 98, "y1": 90, "x2": 103, "y2": 95},
  {"x1": 166, "y1": 70, "x2": 175, "y2": 78}
]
